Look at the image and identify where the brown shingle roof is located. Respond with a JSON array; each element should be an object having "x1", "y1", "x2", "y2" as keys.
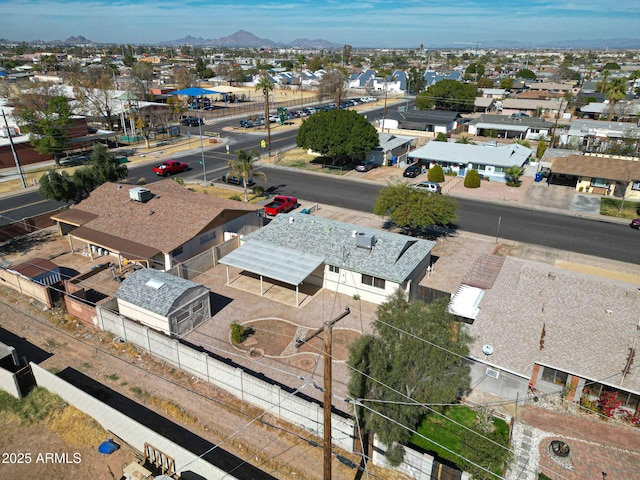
[
  {"x1": 65, "y1": 180, "x2": 259, "y2": 254},
  {"x1": 551, "y1": 155, "x2": 640, "y2": 181}
]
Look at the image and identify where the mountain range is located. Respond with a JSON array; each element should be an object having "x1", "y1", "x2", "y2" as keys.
[{"x1": 161, "y1": 30, "x2": 342, "y2": 49}]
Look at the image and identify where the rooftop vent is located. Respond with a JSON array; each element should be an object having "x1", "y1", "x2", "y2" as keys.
[
  {"x1": 356, "y1": 232, "x2": 376, "y2": 249},
  {"x1": 129, "y1": 187, "x2": 153, "y2": 203}
]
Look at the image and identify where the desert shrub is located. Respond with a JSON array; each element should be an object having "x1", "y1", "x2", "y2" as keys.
[
  {"x1": 464, "y1": 169, "x2": 481, "y2": 188},
  {"x1": 229, "y1": 194, "x2": 242, "y2": 201},
  {"x1": 428, "y1": 164, "x2": 445, "y2": 183},
  {"x1": 230, "y1": 322, "x2": 244, "y2": 343}
]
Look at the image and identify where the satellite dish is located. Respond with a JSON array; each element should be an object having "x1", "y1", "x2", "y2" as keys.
[{"x1": 482, "y1": 344, "x2": 494, "y2": 356}]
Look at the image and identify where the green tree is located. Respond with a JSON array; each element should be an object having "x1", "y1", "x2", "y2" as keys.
[
  {"x1": 464, "y1": 62, "x2": 485, "y2": 81},
  {"x1": 504, "y1": 165, "x2": 525, "y2": 187},
  {"x1": 226, "y1": 148, "x2": 267, "y2": 202},
  {"x1": 605, "y1": 77, "x2": 628, "y2": 119},
  {"x1": 434, "y1": 132, "x2": 448, "y2": 142},
  {"x1": 476, "y1": 77, "x2": 494, "y2": 88},
  {"x1": 602, "y1": 62, "x2": 621, "y2": 71},
  {"x1": 307, "y1": 55, "x2": 324, "y2": 72},
  {"x1": 428, "y1": 164, "x2": 444, "y2": 183},
  {"x1": 15, "y1": 92, "x2": 74, "y2": 166},
  {"x1": 417, "y1": 80, "x2": 477, "y2": 111},
  {"x1": 515, "y1": 139, "x2": 530, "y2": 148},
  {"x1": 464, "y1": 169, "x2": 481, "y2": 188},
  {"x1": 516, "y1": 68, "x2": 536, "y2": 80},
  {"x1": 374, "y1": 183, "x2": 457, "y2": 234},
  {"x1": 407, "y1": 66, "x2": 426, "y2": 94},
  {"x1": 536, "y1": 139, "x2": 548, "y2": 159},
  {"x1": 38, "y1": 170, "x2": 76, "y2": 202},
  {"x1": 500, "y1": 77, "x2": 514, "y2": 90},
  {"x1": 347, "y1": 294, "x2": 471, "y2": 465},
  {"x1": 456, "y1": 136, "x2": 476, "y2": 145},
  {"x1": 123, "y1": 45, "x2": 136, "y2": 67},
  {"x1": 296, "y1": 109, "x2": 379, "y2": 167}
]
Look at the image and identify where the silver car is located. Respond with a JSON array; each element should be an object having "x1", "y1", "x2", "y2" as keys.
[{"x1": 410, "y1": 181, "x2": 442, "y2": 194}]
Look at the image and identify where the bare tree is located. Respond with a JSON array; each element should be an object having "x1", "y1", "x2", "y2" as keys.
[
  {"x1": 69, "y1": 65, "x2": 118, "y2": 131},
  {"x1": 318, "y1": 69, "x2": 347, "y2": 106}
]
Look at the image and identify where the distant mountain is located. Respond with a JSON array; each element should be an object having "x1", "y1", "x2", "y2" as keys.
[
  {"x1": 163, "y1": 30, "x2": 342, "y2": 49},
  {"x1": 65, "y1": 35, "x2": 93, "y2": 45},
  {"x1": 429, "y1": 38, "x2": 640, "y2": 50}
]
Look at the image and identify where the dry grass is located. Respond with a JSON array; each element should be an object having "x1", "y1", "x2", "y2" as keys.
[{"x1": 47, "y1": 405, "x2": 107, "y2": 446}]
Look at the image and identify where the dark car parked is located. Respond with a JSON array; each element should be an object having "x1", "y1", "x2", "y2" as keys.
[
  {"x1": 403, "y1": 163, "x2": 422, "y2": 178},
  {"x1": 181, "y1": 117, "x2": 203, "y2": 126},
  {"x1": 220, "y1": 174, "x2": 255, "y2": 187}
]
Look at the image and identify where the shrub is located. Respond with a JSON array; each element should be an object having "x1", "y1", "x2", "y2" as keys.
[
  {"x1": 428, "y1": 164, "x2": 445, "y2": 183},
  {"x1": 597, "y1": 391, "x2": 622, "y2": 417},
  {"x1": 229, "y1": 194, "x2": 242, "y2": 201},
  {"x1": 464, "y1": 169, "x2": 481, "y2": 188},
  {"x1": 230, "y1": 322, "x2": 244, "y2": 343}
]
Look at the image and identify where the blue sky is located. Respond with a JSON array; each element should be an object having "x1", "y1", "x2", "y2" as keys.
[{"x1": 2, "y1": 0, "x2": 639, "y2": 47}]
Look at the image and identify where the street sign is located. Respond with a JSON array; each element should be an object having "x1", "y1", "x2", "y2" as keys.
[{"x1": 260, "y1": 139, "x2": 266, "y2": 148}]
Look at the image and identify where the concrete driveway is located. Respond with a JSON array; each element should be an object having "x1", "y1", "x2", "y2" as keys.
[
  {"x1": 569, "y1": 193, "x2": 602, "y2": 214},
  {"x1": 523, "y1": 182, "x2": 576, "y2": 210}
]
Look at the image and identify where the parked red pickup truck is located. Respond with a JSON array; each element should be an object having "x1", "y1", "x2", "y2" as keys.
[
  {"x1": 153, "y1": 160, "x2": 189, "y2": 176},
  {"x1": 264, "y1": 195, "x2": 299, "y2": 216}
]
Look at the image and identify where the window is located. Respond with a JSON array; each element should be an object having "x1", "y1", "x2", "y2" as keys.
[
  {"x1": 590, "y1": 178, "x2": 609, "y2": 188},
  {"x1": 541, "y1": 366, "x2": 568, "y2": 386},
  {"x1": 632, "y1": 180, "x2": 640, "y2": 191},
  {"x1": 361, "y1": 274, "x2": 386, "y2": 289},
  {"x1": 176, "y1": 311, "x2": 189, "y2": 324},
  {"x1": 494, "y1": 167, "x2": 504, "y2": 173},
  {"x1": 172, "y1": 246, "x2": 183, "y2": 256},
  {"x1": 193, "y1": 302, "x2": 203, "y2": 313},
  {"x1": 328, "y1": 265, "x2": 340, "y2": 274}
]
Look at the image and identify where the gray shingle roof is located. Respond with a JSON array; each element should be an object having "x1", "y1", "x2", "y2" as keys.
[
  {"x1": 409, "y1": 141, "x2": 532, "y2": 168},
  {"x1": 115, "y1": 269, "x2": 207, "y2": 317},
  {"x1": 244, "y1": 213, "x2": 436, "y2": 283}
]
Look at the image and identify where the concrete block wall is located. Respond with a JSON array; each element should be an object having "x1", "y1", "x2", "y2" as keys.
[
  {"x1": 30, "y1": 363, "x2": 234, "y2": 479},
  {"x1": 0, "y1": 367, "x2": 22, "y2": 398}
]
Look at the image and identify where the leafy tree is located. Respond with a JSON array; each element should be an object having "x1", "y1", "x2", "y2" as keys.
[
  {"x1": 14, "y1": 90, "x2": 74, "y2": 166},
  {"x1": 536, "y1": 139, "x2": 548, "y2": 159},
  {"x1": 374, "y1": 182, "x2": 457, "y2": 234},
  {"x1": 476, "y1": 77, "x2": 494, "y2": 88},
  {"x1": 123, "y1": 45, "x2": 136, "y2": 67},
  {"x1": 500, "y1": 77, "x2": 514, "y2": 90},
  {"x1": 504, "y1": 165, "x2": 525, "y2": 187},
  {"x1": 434, "y1": 132, "x2": 448, "y2": 142},
  {"x1": 226, "y1": 149, "x2": 266, "y2": 202},
  {"x1": 347, "y1": 294, "x2": 471, "y2": 465},
  {"x1": 407, "y1": 66, "x2": 426, "y2": 95},
  {"x1": 464, "y1": 62, "x2": 485, "y2": 81},
  {"x1": 38, "y1": 170, "x2": 76, "y2": 202},
  {"x1": 515, "y1": 139, "x2": 530, "y2": 148},
  {"x1": 280, "y1": 60, "x2": 294, "y2": 70},
  {"x1": 417, "y1": 80, "x2": 477, "y2": 111},
  {"x1": 516, "y1": 68, "x2": 536, "y2": 80},
  {"x1": 307, "y1": 55, "x2": 324, "y2": 72},
  {"x1": 296, "y1": 109, "x2": 378, "y2": 166},
  {"x1": 318, "y1": 69, "x2": 347, "y2": 105},
  {"x1": 602, "y1": 62, "x2": 621, "y2": 71},
  {"x1": 456, "y1": 136, "x2": 476, "y2": 145},
  {"x1": 428, "y1": 164, "x2": 444, "y2": 183},
  {"x1": 69, "y1": 65, "x2": 118, "y2": 131},
  {"x1": 464, "y1": 169, "x2": 481, "y2": 188}
]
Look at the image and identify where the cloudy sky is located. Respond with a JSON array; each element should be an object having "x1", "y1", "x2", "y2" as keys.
[{"x1": 3, "y1": 0, "x2": 639, "y2": 47}]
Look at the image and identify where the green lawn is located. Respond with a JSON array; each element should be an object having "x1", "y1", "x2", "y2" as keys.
[
  {"x1": 410, "y1": 406, "x2": 511, "y2": 478},
  {"x1": 600, "y1": 197, "x2": 640, "y2": 219}
]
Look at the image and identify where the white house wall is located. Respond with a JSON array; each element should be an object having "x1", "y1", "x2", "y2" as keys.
[
  {"x1": 322, "y1": 265, "x2": 401, "y2": 305},
  {"x1": 117, "y1": 300, "x2": 171, "y2": 336}
]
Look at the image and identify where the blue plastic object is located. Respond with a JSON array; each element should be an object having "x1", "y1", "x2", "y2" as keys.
[{"x1": 98, "y1": 438, "x2": 119, "y2": 454}]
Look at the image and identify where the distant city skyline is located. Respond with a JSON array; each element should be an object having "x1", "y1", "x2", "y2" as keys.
[{"x1": 2, "y1": 0, "x2": 640, "y2": 48}]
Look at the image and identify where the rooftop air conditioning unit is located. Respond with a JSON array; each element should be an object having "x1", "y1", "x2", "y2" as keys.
[
  {"x1": 356, "y1": 232, "x2": 376, "y2": 249},
  {"x1": 129, "y1": 187, "x2": 153, "y2": 203}
]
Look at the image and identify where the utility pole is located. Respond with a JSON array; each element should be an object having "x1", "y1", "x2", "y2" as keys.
[
  {"x1": 295, "y1": 307, "x2": 351, "y2": 480},
  {"x1": 2, "y1": 111, "x2": 26, "y2": 189}
]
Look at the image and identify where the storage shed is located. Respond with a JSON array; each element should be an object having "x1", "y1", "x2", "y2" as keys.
[{"x1": 115, "y1": 269, "x2": 210, "y2": 337}]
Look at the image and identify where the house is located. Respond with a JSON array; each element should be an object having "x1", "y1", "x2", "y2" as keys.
[
  {"x1": 348, "y1": 69, "x2": 377, "y2": 89},
  {"x1": 51, "y1": 180, "x2": 261, "y2": 271},
  {"x1": 500, "y1": 98, "x2": 565, "y2": 118},
  {"x1": 115, "y1": 268, "x2": 210, "y2": 337},
  {"x1": 366, "y1": 133, "x2": 417, "y2": 166},
  {"x1": 467, "y1": 114, "x2": 554, "y2": 140},
  {"x1": 383, "y1": 110, "x2": 462, "y2": 134},
  {"x1": 549, "y1": 154, "x2": 640, "y2": 198},
  {"x1": 422, "y1": 70, "x2": 463, "y2": 87},
  {"x1": 452, "y1": 255, "x2": 640, "y2": 415},
  {"x1": 560, "y1": 119, "x2": 640, "y2": 152},
  {"x1": 408, "y1": 141, "x2": 532, "y2": 182},
  {"x1": 219, "y1": 213, "x2": 436, "y2": 306}
]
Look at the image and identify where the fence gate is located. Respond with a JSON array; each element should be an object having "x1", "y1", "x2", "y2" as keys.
[{"x1": 15, "y1": 365, "x2": 36, "y2": 398}]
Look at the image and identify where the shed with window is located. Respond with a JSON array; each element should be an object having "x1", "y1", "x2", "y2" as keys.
[{"x1": 115, "y1": 268, "x2": 210, "y2": 337}]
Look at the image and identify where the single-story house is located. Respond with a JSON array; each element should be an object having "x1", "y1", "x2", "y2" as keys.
[
  {"x1": 500, "y1": 98, "x2": 565, "y2": 117},
  {"x1": 467, "y1": 114, "x2": 554, "y2": 140},
  {"x1": 561, "y1": 119, "x2": 640, "y2": 152},
  {"x1": 115, "y1": 268, "x2": 210, "y2": 337},
  {"x1": 219, "y1": 213, "x2": 436, "y2": 306},
  {"x1": 366, "y1": 133, "x2": 417, "y2": 166},
  {"x1": 51, "y1": 180, "x2": 261, "y2": 271},
  {"x1": 408, "y1": 141, "x2": 532, "y2": 182},
  {"x1": 549, "y1": 154, "x2": 640, "y2": 198},
  {"x1": 383, "y1": 110, "x2": 462, "y2": 134},
  {"x1": 452, "y1": 255, "x2": 640, "y2": 416}
]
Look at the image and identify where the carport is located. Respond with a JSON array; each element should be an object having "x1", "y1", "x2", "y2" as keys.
[{"x1": 219, "y1": 240, "x2": 324, "y2": 307}]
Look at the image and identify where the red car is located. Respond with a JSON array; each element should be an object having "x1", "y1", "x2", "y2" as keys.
[
  {"x1": 153, "y1": 160, "x2": 189, "y2": 176},
  {"x1": 630, "y1": 218, "x2": 640, "y2": 230},
  {"x1": 264, "y1": 195, "x2": 299, "y2": 216}
]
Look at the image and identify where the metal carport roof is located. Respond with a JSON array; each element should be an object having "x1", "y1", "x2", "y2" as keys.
[{"x1": 219, "y1": 239, "x2": 325, "y2": 286}]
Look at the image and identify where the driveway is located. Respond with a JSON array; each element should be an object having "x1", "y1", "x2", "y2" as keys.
[
  {"x1": 569, "y1": 193, "x2": 602, "y2": 215},
  {"x1": 523, "y1": 182, "x2": 575, "y2": 210}
]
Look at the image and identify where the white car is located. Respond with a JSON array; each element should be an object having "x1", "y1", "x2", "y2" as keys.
[{"x1": 410, "y1": 182, "x2": 442, "y2": 194}]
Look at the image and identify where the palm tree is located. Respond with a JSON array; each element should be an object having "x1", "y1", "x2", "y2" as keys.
[
  {"x1": 605, "y1": 77, "x2": 628, "y2": 119},
  {"x1": 255, "y1": 74, "x2": 274, "y2": 156},
  {"x1": 227, "y1": 149, "x2": 266, "y2": 202}
]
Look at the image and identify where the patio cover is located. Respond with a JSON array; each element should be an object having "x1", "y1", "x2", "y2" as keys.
[
  {"x1": 168, "y1": 87, "x2": 224, "y2": 96},
  {"x1": 219, "y1": 239, "x2": 324, "y2": 286},
  {"x1": 474, "y1": 122, "x2": 529, "y2": 133}
]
